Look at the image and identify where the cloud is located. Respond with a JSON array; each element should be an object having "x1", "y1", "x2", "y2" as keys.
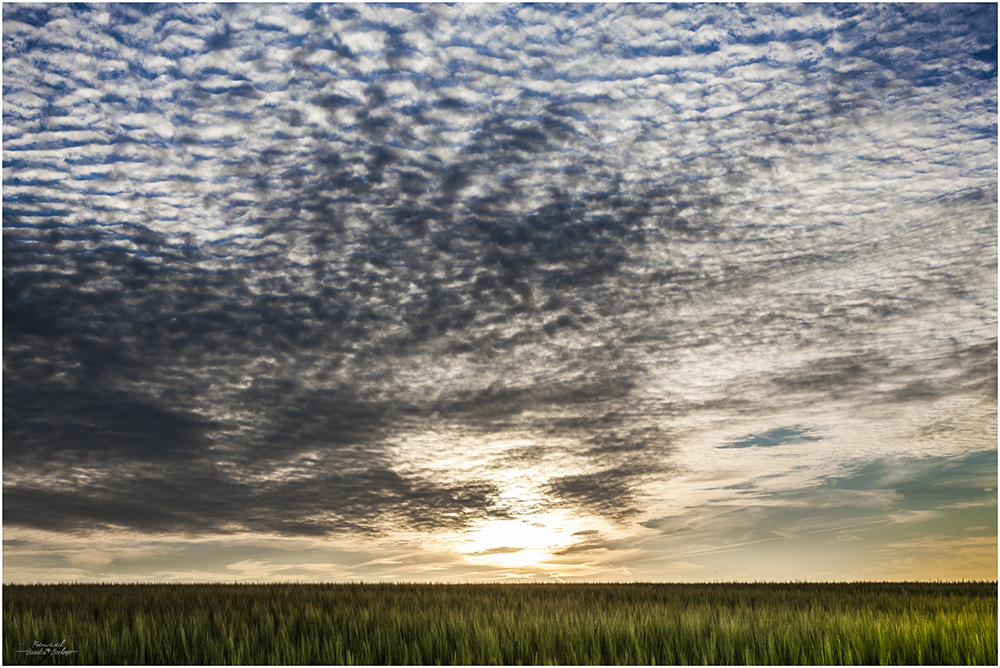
[{"x1": 2, "y1": 3, "x2": 995, "y2": 582}]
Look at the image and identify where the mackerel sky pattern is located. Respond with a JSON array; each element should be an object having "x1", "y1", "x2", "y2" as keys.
[{"x1": 3, "y1": 3, "x2": 997, "y2": 582}]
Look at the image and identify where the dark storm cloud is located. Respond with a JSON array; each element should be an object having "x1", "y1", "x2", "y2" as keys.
[
  {"x1": 3, "y1": 456, "x2": 500, "y2": 536},
  {"x1": 3, "y1": 388, "x2": 216, "y2": 461},
  {"x1": 3, "y1": 4, "x2": 996, "y2": 538},
  {"x1": 545, "y1": 468, "x2": 649, "y2": 520}
]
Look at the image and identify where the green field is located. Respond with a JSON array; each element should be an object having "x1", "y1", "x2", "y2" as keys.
[{"x1": 3, "y1": 582, "x2": 996, "y2": 665}]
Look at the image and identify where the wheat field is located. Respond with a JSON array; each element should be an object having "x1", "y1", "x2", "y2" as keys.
[{"x1": 3, "y1": 581, "x2": 996, "y2": 665}]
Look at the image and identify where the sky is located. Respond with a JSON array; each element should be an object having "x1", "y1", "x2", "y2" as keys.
[{"x1": 2, "y1": 2, "x2": 997, "y2": 584}]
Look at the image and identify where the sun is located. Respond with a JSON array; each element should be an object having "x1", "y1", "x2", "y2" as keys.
[
  {"x1": 389, "y1": 433, "x2": 613, "y2": 572},
  {"x1": 454, "y1": 515, "x2": 583, "y2": 569}
]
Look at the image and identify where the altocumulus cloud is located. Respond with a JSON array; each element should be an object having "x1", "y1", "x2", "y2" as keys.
[{"x1": 3, "y1": 3, "x2": 996, "y2": 581}]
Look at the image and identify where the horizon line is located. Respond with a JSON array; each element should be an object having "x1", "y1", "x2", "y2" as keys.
[{"x1": 4, "y1": 579, "x2": 997, "y2": 587}]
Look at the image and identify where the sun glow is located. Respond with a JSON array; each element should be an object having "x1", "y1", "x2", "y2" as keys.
[
  {"x1": 454, "y1": 515, "x2": 585, "y2": 569},
  {"x1": 389, "y1": 432, "x2": 624, "y2": 573}
]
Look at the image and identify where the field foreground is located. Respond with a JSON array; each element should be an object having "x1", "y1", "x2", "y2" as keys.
[{"x1": 3, "y1": 582, "x2": 997, "y2": 665}]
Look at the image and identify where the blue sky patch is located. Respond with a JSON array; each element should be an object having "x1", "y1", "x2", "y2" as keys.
[{"x1": 720, "y1": 426, "x2": 823, "y2": 449}]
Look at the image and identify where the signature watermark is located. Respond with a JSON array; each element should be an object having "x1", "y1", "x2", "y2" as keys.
[{"x1": 17, "y1": 639, "x2": 78, "y2": 658}]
